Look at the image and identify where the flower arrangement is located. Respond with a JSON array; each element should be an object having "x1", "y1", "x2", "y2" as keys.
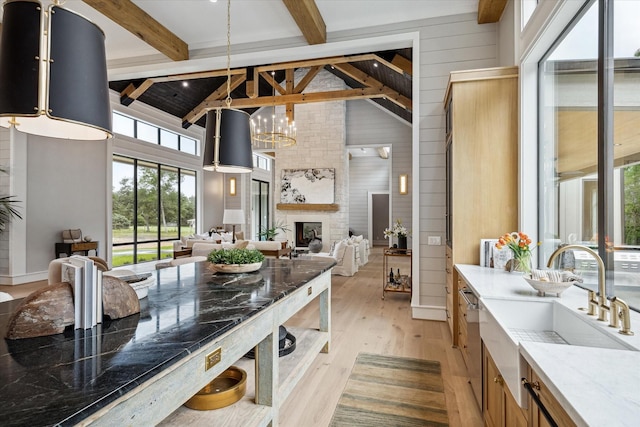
[
  {"x1": 495, "y1": 231, "x2": 538, "y2": 273},
  {"x1": 384, "y1": 219, "x2": 410, "y2": 239}
]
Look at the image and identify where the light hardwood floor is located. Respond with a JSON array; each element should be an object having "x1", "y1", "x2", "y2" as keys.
[
  {"x1": 0, "y1": 248, "x2": 483, "y2": 426},
  {"x1": 280, "y1": 246, "x2": 483, "y2": 427}
]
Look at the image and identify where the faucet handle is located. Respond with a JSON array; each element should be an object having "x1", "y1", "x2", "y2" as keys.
[{"x1": 610, "y1": 296, "x2": 634, "y2": 336}]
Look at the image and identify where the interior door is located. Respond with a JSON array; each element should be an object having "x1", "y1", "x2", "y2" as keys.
[{"x1": 371, "y1": 193, "x2": 389, "y2": 246}]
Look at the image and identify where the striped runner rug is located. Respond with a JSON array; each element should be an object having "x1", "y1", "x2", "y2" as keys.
[{"x1": 329, "y1": 353, "x2": 449, "y2": 427}]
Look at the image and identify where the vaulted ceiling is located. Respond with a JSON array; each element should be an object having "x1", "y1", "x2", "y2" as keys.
[{"x1": 48, "y1": 0, "x2": 507, "y2": 128}]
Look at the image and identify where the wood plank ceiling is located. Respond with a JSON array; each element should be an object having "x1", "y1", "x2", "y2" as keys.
[{"x1": 82, "y1": 0, "x2": 501, "y2": 129}]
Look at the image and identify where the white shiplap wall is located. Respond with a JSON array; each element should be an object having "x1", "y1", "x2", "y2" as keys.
[
  {"x1": 333, "y1": 12, "x2": 497, "y2": 316},
  {"x1": 346, "y1": 99, "x2": 411, "y2": 241},
  {"x1": 417, "y1": 14, "x2": 497, "y2": 314}
]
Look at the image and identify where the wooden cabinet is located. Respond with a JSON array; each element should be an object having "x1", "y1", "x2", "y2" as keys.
[
  {"x1": 445, "y1": 247, "x2": 455, "y2": 339},
  {"x1": 483, "y1": 345, "x2": 527, "y2": 427},
  {"x1": 525, "y1": 364, "x2": 577, "y2": 427},
  {"x1": 444, "y1": 67, "x2": 518, "y2": 346}
]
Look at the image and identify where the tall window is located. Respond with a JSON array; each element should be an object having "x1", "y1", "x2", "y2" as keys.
[
  {"x1": 112, "y1": 112, "x2": 198, "y2": 155},
  {"x1": 112, "y1": 156, "x2": 197, "y2": 267},
  {"x1": 539, "y1": 0, "x2": 640, "y2": 312}
]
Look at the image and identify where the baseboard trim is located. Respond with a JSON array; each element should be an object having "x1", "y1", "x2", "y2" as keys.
[
  {"x1": 0, "y1": 271, "x2": 48, "y2": 285},
  {"x1": 411, "y1": 304, "x2": 446, "y2": 321}
]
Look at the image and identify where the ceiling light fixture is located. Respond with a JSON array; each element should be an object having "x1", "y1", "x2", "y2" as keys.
[
  {"x1": 202, "y1": 0, "x2": 253, "y2": 173},
  {"x1": 0, "y1": 0, "x2": 112, "y2": 140},
  {"x1": 250, "y1": 71, "x2": 297, "y2": 149}
]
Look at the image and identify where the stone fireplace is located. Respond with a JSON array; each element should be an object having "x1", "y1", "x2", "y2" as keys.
[
  {"x1": 284, "y1": 214, "x2": 331, "y2": 252},
  {"x1": 294, "y1": 221, "x2": 322, "y2": 248},
  {"x1": 273, "y1": 69, "x2": 349, "y2": 252}
]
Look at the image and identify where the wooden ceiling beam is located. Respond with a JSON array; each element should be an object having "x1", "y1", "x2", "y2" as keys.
[
  {"x1": 246, "y1": 67, "x2": 258, "y2": 99},
  {"x1": 333, "y1": 63, "x2": 412, "y2": 110},
  {"x1": 82, "y1": 0, "x2": 189, "y2": 61},
  {"x1": 152, "y1": 69, "x2": 244, "y2": 83},
  {"x1": 294, "y1": 65, "x2": 322, "y2": 93},
  {"x1": 197, "y1": 86, "x2": 400, "y2": 111},
  {"x1": 260, "y1": 71, "x2": 286, "y2": 95},
  {"x1": 391, "y1": 54, "x2": 413, "y2": 77},
  {"x1": 285, "y1": 68, "x2": 295, "y2": 122},
  {"x1": 282, "y1": 0, "x2": 326, "y2": 45},
  {"x1": 256, "y1": 54, "x2": 385, "y2": 73},
  {"x1": 477, "y1": 0, "x2": 509, "y2": 24},
  {"x1": 181, "y1": 74, "x2": 246, "y2": 128},
  {"x1": 120, "y1": 79, "x2": 155, "y2": 106}
]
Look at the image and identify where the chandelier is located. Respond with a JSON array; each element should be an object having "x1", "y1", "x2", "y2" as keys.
[{"x1": 251, "y1": 74, "x2": 297, "y2": 149}]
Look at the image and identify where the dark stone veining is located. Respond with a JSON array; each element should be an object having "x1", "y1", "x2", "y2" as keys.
[{"x1": 0, "y1": 258, "x2": 335, "y2": 426}]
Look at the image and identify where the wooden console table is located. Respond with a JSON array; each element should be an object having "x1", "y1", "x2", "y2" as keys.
[{"x1": 55, "y1": 241, "x2": 98, "y2": 258}]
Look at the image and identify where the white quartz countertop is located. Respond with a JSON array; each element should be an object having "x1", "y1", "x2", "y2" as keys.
[
  {"x1": 520, "y1": 343, "x2": 640, "y2": 427},
  {"x1": 455, "y1": 264, "x2": 640, "y2": 426}
]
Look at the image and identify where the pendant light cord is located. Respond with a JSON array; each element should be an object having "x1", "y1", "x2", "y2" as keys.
[{"x1": 225, "y1": 0, "x2": 232, "y2": 108}]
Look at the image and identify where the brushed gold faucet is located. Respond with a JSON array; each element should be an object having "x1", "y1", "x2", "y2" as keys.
[{"x1": 547, "y1": 244, "x2": 633, "y2": 335}]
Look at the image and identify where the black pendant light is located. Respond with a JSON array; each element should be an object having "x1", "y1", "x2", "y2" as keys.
[
  {"x1": 0, "y1": 0, "x2": 112, "y2": 140},
  {"x1": 202, "y1": 0, "x2": 252, "y2": 173},
  {"x1": 203, "y1": 109, "x2": 253, "y2": 173}
]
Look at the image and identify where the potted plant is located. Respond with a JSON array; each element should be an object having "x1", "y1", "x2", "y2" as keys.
[
  {"x1": 207, "y1": 248, "x2": 265, "y2": 273},
  {"x1": 0, "y1": 167, "x2": 21, "y2": 232},
  {"x1": 257, "y1": 221, "x2": 290, "y2": 241}
]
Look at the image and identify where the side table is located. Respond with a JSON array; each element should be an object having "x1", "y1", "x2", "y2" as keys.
[{"x1": 55, "y1": 241, "x2": 99, "y2": 258}]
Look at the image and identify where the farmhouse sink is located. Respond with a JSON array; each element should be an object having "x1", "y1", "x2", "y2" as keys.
[{"x1": 479, "y1": 298, "x2": 637, "y2": 407}]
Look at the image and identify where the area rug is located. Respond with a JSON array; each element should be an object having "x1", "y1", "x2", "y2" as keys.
[{"x1": 329, "y1": 353, "x2": 449, "y2": 427}]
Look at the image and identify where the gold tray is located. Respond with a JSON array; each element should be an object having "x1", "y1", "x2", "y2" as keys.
[{"x1": 184, "y1": 366, "x2": 247, "y2": 410}]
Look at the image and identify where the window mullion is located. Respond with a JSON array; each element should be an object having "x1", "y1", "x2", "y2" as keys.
[{"x1": 597, "y1": 0, "x2": 615, "y2": 296}]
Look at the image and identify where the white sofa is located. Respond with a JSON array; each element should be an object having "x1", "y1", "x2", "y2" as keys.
[
  {"x1": 308, "y1": 238, "x2": 359, "y2": 276},
  {"x1": 350, "y1": 235, "x2": 370, "y2": 266},
  {"x1": 184, "y1": 240, "x2": 290, "y2": 259}
]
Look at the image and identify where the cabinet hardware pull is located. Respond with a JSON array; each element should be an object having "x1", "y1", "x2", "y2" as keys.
[
  {"x1": 493, "y1": 375, "x2": 504, "y2": 385},
  {"x1": 522, "y1": 378, "x2": 557, "y2": 427}
]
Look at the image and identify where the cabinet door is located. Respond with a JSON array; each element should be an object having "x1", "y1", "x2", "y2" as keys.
[
  {"x1": 527, "y1": 366, "x2": 577, "y2": 427},
  {"x1": 483, "y1": 348, "x2": 503, "y2": 427},
  {"x1": 504, "y1": 388, "x2": 527, "y2": 427}
]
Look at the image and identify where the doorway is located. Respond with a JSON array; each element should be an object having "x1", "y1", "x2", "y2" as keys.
[{"x1": 369, "y1": 192, "x2": 389, "y2": 246}]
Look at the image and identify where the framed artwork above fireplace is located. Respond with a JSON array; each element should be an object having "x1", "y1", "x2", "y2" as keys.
[{"x1": 280, "y1": 168, "x2": 335, "y2": 204}]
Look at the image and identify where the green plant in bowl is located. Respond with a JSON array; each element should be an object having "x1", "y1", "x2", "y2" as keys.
[{"x1": 207, "y1": 248, "x2": 265, "y2": 273}]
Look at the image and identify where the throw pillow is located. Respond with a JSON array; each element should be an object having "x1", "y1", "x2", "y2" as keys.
[{"x1": 333, "y1": 240, "x2": 347, "y2": 265}]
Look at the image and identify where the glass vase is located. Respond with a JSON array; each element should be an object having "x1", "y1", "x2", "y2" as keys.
[{"x1": 509, "y1": 252, "x2": 532, "y2": 274}]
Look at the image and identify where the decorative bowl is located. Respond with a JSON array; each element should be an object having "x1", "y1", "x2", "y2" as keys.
[
  {"x1": 209, "y1": 262, "x2": 262, "y2": 274},
  {"x1": 184, "y1": 366, "x2": 247, "y2": 410},
  {"x1": 523, "y1": 275, "x2": 574, "y2": 297}
]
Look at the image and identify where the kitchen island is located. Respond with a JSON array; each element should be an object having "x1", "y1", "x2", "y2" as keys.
[{"x1": 0, "y1": 257, "x2": 334, "y2": 426}]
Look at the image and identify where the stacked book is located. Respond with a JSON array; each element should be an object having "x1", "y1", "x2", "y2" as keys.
[{"x1": 61, "y1": 256, "x2": 103, "y2": 329}]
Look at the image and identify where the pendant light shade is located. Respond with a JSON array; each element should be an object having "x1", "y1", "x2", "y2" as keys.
[
  {"x1": 203, "y1": 108, "x2": 253, "y2": 173},
  {"x1": 0, "y1": 0, "x2": 112, "y2": 140}
]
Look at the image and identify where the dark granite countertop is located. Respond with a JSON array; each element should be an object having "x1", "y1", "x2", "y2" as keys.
[{"x1": 0, "y1": 257, "x2": 335, "y2": 427}]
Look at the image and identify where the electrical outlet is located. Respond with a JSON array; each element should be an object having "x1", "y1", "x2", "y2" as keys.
[{"x1": 428, "y1": 236, "x2": 441, "y2": 245}]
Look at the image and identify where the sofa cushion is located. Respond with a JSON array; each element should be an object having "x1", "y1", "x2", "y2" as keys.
[
  {"x1": 191, "y1": 241, "x2": 249, "y2": 257},
  {"x1": 333, "y1": 240, "x2": 347, "y2": 265},
  {"x1": 251, "y1": 241, "x2": 283, "y2": 251}
]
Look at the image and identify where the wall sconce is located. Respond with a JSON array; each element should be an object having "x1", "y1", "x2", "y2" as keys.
[
  {"x1": 399, "y1": 174, "x2": 408, "y2": 195},
  {"x1": 229, "y1": 177, "x2": 237, "y2": 196}
]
